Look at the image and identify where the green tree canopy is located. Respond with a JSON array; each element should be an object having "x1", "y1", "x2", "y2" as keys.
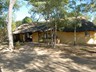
[
  {"x1": 22, "y1": 16, "x2": 32, "y2": 24},
  {"x1": 26, "y1": 0, "x2": 68, "y2": 20}
]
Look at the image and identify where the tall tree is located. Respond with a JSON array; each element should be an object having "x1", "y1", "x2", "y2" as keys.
[
  {"x1": 0, "y1": 0, "x2": 21, "y2": 43},
  {"x1": 7, "y1": 0, "x2": 16, "y2": 51},
  {"x1": 26, "y1": 0, "x2": 69, "y2": 47},
  {"x1": 68, "y1": 0, "x2": 89, "y2": 45}
]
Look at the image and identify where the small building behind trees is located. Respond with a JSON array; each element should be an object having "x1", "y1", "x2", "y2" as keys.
[{"x1": 13, "y1": 23, "x2": 53, "y2": 44}]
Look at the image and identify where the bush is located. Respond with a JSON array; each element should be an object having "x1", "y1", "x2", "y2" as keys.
[{"x1": 15, "y1": 41, "x2": 21, "y2": 49}]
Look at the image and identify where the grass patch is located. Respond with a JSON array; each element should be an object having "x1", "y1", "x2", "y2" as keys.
[{"x1": 14, "y1": 41, "x2": 26, "y2": 49}]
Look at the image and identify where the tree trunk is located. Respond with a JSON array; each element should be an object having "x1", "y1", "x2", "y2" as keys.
[
  {"x1": 7, "y1": 0, "x2": 16, "y2": 51},
  {"x1": 74, "y1": 25, "x2": 76, "y2": 46},
  {"x1": 74, "y1": 13, "x2": 78, "y2": 46},
  {"x1": 53, "y1": 21, "x2": 57, "y2": 48}
]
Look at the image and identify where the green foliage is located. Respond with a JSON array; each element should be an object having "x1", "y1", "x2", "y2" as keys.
[
  {"x1": 0, "y1": 28, "x2": 8, "y2": 42},
  {"x1": 0, "y1": 0, "x2": 22, "y2": 43},
  {"x1": 12, "y1": 22, "x2": 16, "y2": 31},
  {"x1": 26, "y1": 0, "x2": 69, "y2": 20},
  {"x1": 15, "y1": 21, "x2": 22, "y2": 27},
  {"x1": 92, "y1": 17, "x2": 96, "y2": 25},
  {"x1": 0, "y1": 14, "x2": 7, "y2": 42},
  {"x1": 0, "y1": 0, "x2": 22, "y2": 14},
  {"x1": 14, "y1": 41, "x2": 21, "y2": 49},
  {"x1": 85, "y1": 0, "x2": 96, "y2": 13},
  {"x1": 22, "y1": 16, "x2": 32, "y2": 24},
  {"x1": 0, "y1": 18, "x2": 6, "y2": 29}
]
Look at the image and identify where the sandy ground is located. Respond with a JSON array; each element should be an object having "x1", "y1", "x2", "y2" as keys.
[{"x1": 0, "y1": 43, "x2": 96, "y2": 72}]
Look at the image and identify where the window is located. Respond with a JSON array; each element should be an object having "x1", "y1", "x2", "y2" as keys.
[{"x1": 85, "y1": 31, "x2": 90, "y2": 36}]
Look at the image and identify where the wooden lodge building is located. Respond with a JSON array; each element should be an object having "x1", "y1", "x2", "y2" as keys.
[
  {"x1": 13, "y1": 19, "x2": 96, "y2": 45},
  {"x1": 13, "y1": 23, "x2": 54, "y2": 43}
]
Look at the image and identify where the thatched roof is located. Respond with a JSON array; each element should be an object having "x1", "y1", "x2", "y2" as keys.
[
  {"x1": 13, "y1": 23, "x2": 36, "y2": 34},
  {"x1": 63, "y1": 19, "x2": 96, "y2": 32},
  {"x1": 13, "y1": 19, "x2": 96, "y2": 34},
  {"x1": 13, "y1": 23, "x2": 53, "y2": 34}
]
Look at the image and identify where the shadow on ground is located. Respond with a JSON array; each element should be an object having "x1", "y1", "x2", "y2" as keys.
[{"x1": 0, "y1": 44, "x2": 96, "y2": 72}]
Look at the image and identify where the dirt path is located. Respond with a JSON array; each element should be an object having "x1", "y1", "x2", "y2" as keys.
[{"x1": 0, "y1": 44, "x2": 96, "y2": 72}]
